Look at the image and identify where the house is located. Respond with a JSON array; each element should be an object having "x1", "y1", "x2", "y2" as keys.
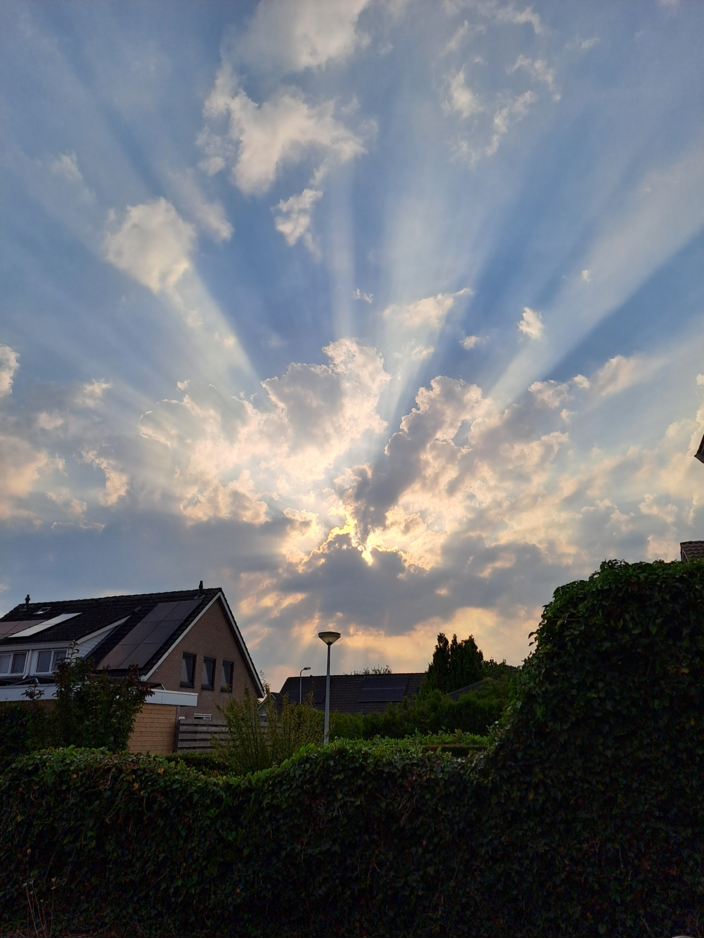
[
  {"x1": 0, "y1": 586, "x2": 264, "y2": 754},
  {"x1": 277, "y1": 672, "x2": 426, "y2": 715},
  {"x1": 681, "y1": 541, "x2": 704, "y2": 561}
]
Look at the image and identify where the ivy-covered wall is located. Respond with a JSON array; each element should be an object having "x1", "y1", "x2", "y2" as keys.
[{"x1": 1, "y1": 559, "x2": 702, "y2": 937}]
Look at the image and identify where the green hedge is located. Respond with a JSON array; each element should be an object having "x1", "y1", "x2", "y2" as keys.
[
  {"x1": 0, "y1": 559, "x2": 702, "y2": 937},
  {"x1": 330, "y1": 678, "x2": 512, "y2": 740}
]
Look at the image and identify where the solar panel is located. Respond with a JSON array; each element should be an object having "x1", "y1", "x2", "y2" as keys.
[
  {"x1": 0, "y1": 621, "x2": 30, "y2": 639},
  {"x1": 100, "y1": 598, "x2": 201, "y2": 670},
  {"x1": 10, "y1": 613, "x2": 80, "y2": 638},
  {"x1": 358, "y1": 675, "x2": 409, "y2": 703}
]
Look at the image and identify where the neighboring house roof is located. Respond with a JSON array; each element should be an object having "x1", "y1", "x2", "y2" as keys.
[
  {"x1": 695, "y1": 434, "x2": 704, "y2": 464},
  {"x1": 681, "y1": 541, "x2": 704, "y2": 561},
  {"x1": 277, "y1": 672, "x2": 426, "y2": 715},
  {"x1": 0, "y1": 587, "x2": 264, "y2": 695}
]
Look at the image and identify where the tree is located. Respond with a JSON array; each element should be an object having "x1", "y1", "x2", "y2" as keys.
[
  {"x1": 52, "y1": 651, "x2": 153, "y2": 750},
  {"x1": 421, "y1": 632, "x2": 484, "y2": 695}
]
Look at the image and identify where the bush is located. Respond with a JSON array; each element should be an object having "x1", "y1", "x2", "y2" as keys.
[
  {"x1": 213, "y1": 686, "x2": 323, "y2": 775},
  {"x1": 330, "y1": 677, "x2": 513, "y2": 740},
  {"x1": 0, "y1": 559, "x2": 701, "y2": 937},
  {"x1": 0, "y1": 702, "x2": 50, "y2": 771}
]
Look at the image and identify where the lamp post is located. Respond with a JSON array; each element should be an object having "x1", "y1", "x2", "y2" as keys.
[
  {"x1": 318, "y1": 630, "x2": 341, "y2": 744},
  {"x1": 299, "y1": 666, "x2": 311, "y2": 704}
]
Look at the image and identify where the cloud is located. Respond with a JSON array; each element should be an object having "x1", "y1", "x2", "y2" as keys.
[
  {"x1": 449, "y1": 0, "x2": 543, "y2": 35},
  {"x1": 273, "y1": 187, "x2": 322, "y2": 255},
  {"x1": 591, "y1": 354, "x2": 658, "y2": 397},
  {"x1": 0, "y1": 345, "x2": 19, "y2": 398},
  {"x1": 529, "y1": 379, "x2": 572, "y2": 408},
  {"x1": 103, "y1": 198, "x2": 195, "y2": 293},
  {"x1": 200, "y1": 80, "x2": 368, "y2": 195},
  {"x1": 168, "y1": 170, "x2": 233, "y2": 242},
  {"x1": 486, "y1": 90, "x2": 534, "y2": 155},
  {"x1": 75, "y1": 380, "x2": 111, "y2": 409},
  {"x1": 461, "y1": 335, "x2": 480, "y2": 349},
  {"x1": 444, "y1": 68, "x2": 483, "y2": 118},
  {"x1": 354, "y1": 288, "x2": 373, "y2": 303},
  {"x1": 383, "y1": 288, "x2": 472, "y2": 330},
  {"x1": 50, "y1": 151, "x2": 83, "y2": 183},
  {"x1": 518, "y1": 306, "x2": 544, "y2": 339},
  {"x1": 81, "y1": 451, "x2": 130, "y2": 506},
  {"x1": 581, "y1": 269, "x2": 591, "y2": 283},
  {"x1": 233, "y1": 0, "x2": 372, "y2": 75},
  {"x1": 508, "y1": 54, "x2": 558, "y2": 97}
]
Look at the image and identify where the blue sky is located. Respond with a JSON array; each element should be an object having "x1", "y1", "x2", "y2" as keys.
[{"x1": 1, "y1": 0, "x2": 703, "y2": 688}]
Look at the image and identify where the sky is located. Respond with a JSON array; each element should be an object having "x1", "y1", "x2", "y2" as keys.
[{"x1": 1, "y1": 0, "x2": 703, "y2": 690}]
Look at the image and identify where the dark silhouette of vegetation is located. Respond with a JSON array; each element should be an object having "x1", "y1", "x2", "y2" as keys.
[{"x1": 421, "y1": 631, "x2": 484, "y2": 694}]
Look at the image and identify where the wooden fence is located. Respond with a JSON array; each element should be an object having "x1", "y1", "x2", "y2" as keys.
[{"x1": 176, "y1": 718, "x2": 229, "y2": 752}]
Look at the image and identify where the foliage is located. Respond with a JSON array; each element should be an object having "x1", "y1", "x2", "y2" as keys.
[
  {"x1": 0, "y1": 559, "x2": 702, "y2": 937},
  {"x1": 421, "y1": 631, "x2": 484, "y2": 695},
  {"x1": 51, "y1": 652, "x2": 153, "y2": 750},
  {"x1": 352, "y1": 664, "x2": 392, "y2": 674},
  {"x1": 213, "y1": 686, "x2": 323, "y2": 775},
  {"x1": 330, "y1": 677, "x2": 513, "y2": 740},
  {"x1": 0, "y1": 702, "x2": 50, "y2": 771}
]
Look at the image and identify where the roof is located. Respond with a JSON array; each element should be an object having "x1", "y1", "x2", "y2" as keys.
[
  {"x1": 277, "y1": 672, "x2": 426, "y2": 715},
  {"x1": 681, "y1": 541, "x2": 704, "y2": 561},
  {"x1": 0, "y1": 588, "x2": 264, "y2": 694}
]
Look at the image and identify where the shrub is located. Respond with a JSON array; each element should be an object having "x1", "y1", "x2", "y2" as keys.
[
  {"x1": 0, "y1": 559, "x2": 701, "y2": 937},
  {"x1": 330, "y1": 677, "x2": 513, "y2": 740},
  {"x1": 0, "y1": 702, "x2": 50, "y2": 771},
  {"x1": 51, "y1": 653, "x2": 153, "y2": 750},
  {"x1": 213, "y1": 686, "x2": 323, "y2": 775}
]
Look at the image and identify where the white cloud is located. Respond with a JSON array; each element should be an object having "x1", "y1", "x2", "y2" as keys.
[
  {"x1": 273, "y1": 188, "x2": 322, "y2": 255},
  {"x1": 200, "y1": 80, "x2": 367, "y2": 195},
  {"x1": 75, "y1": 380, "x2": 111, "y2": 408},
  {"x1": 580, "y1": 37, "x2": 599, "y2": 51},
  {"x1": 0, "y1": 345, "x2": 19, "y2": 397},
  {"x1": 50, "y1": 151, "x2": 83, "y2": 183},
  {"x1": 444, "y1": 68, "x2": 483, "y2": 118},
  {"x1": 591, "y1": 354, "x2": 658, "y2": 398},
  {"x1": 486, "y1": 90, "x2": 534, "y2": 155},
  {"x1": 0, "y1": 435, "x2": 49, "y2": 520},
  {"x1": 529, "y1": 379, "x2": 572, "y2": 408},
  {"x1": 696, "y1": 374, "x2": 704, "y2": 387},
  {"x1": 461, "y1": 335, "x2": 480, "y2": 349},
  {"x1": 354, "y1": 288, "x2": 373, "y2": 303},
  {"x1": 581, "y1": 269, "x2": 591, "y2": 283},
  {"x1": 168, "y1": 170, "x2": 233, "y2": 242},
  {"x1": 234, "y1": 0, "x2": 372, "y2": 75},
  {"x1": 508, "y1": 55, "x2": 558, "y2": 96},
  {"x1": 450, "y1": 0, "x2": 543, "y2": 35},
  {"x1": 81, "y1": 451, "x2": 130, "y2": 506},
  {"x1": 383, "y1": 288, "x2": 472, "y2": 330},
  {"x1": 518, "y1": 306, "x2": 544, "y2": 339},
  {"x1": 103, "y1": 198, "x2": 195, "y2": 293}
]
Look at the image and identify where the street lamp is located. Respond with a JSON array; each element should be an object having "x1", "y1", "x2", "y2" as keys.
[
  {"x1": 318, "y1": 630, "x2": 341, "y2": 744},
  {"x1": 299, "y1": 666, "x2": 311, "y2": 704}
]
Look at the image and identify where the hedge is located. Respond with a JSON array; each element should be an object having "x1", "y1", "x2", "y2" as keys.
[{"x1": 0, "y1": 559, "x2": 702, "y2": 937}]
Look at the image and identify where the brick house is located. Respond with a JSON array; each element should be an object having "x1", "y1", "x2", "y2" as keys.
[{"x1": 0, "y1": 586, "x2": 263, "y2": 754}]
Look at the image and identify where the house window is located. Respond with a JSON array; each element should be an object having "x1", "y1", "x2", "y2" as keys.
[
  {"x1": 180, "y1": 652, "x2": 196, "y2": 688},
  {"x1": 34, "y1": 649, "x2": 68, "y2": 674},
  {"x1": 0, "y1": 652, "x2": 28, "y2": 676},
  {"x1": 201, "y1": 657, "x2": 215, "y2": 691},
  {"x1": 221, "y1": 660, "x2": 234, "y2": 693}
]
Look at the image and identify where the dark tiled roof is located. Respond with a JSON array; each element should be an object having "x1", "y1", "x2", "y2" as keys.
[
  {"x1": 0, "y1": 588, "x2": 220, "y2": 676},
  {"x1": 681, "y1": 541, "x2": 704, "y2": 561},
  {"x1": 277, "y1": 672, "x2": 426, "y2": 715}
]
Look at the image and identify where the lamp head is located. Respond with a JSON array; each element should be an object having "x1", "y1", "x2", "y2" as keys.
[{"x1": 318, "y1": 630, "x2": 341, "y2": 646}]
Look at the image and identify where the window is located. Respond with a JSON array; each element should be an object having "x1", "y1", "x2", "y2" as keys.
[
  {"x1": 0, "y1": 652, "x2": 28, "y2": 676},
  {"x1": 180, "y1": 652, "x2": 196, "y2": 688},
  {"x1": 221, "y1": 660, "x2": 234, "y2": 693},
  {"x1": 201, "y1": 656, "x2": 215, "y2": 691},
  {"x1": 34, "y1": 649, "x2": 68, "y2": 674}
]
